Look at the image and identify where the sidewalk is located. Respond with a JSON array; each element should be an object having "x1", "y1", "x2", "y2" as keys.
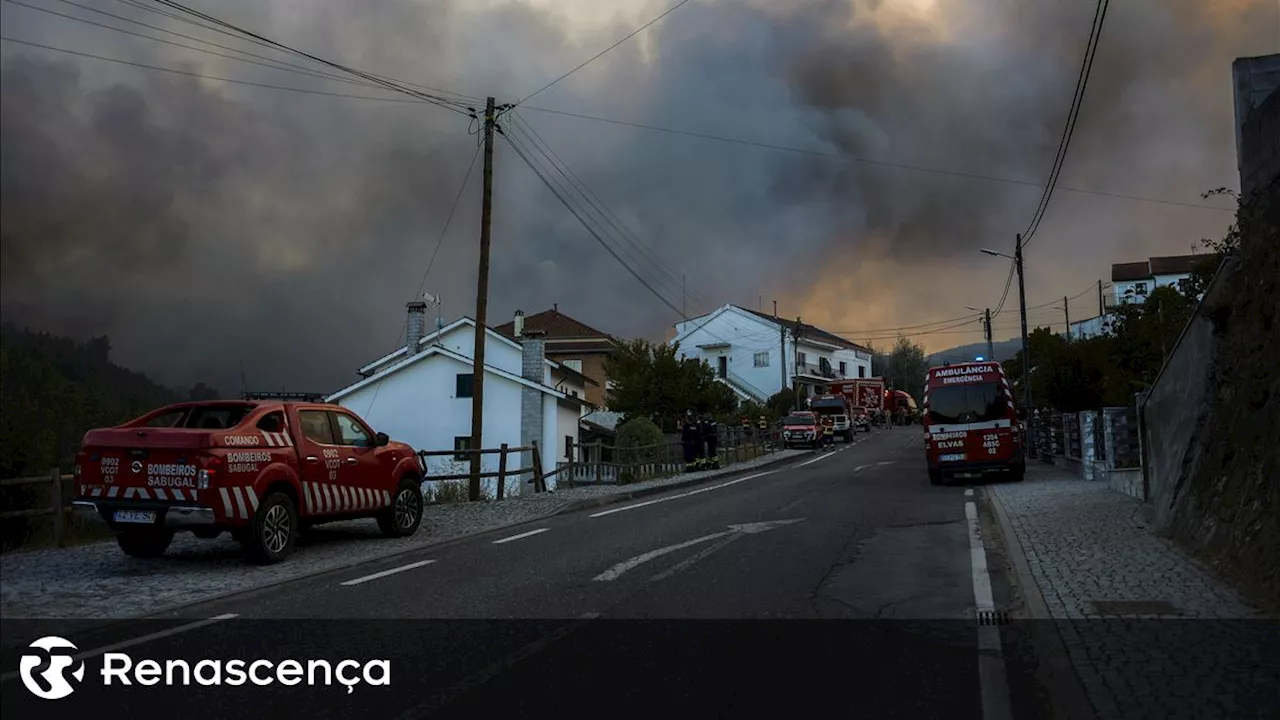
[{"x1": 986, "y1": 464, "x2": 1278, "y2": 720}]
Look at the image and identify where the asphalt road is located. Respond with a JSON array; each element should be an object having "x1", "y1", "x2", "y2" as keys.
[{"x1": 2, "y1": 429, "x2": 1045, "y2": 718}]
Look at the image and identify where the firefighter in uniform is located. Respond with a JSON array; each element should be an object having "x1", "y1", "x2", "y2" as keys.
[
  {"x1": 703, "y1": 414, "x2": 720, "y2": 469},
  {"x1": 822, "y1": 416, "x2": 836, "y2": 447},
  {"x1": 680, "y1": 411, "x2": 700, "y2": 472}
]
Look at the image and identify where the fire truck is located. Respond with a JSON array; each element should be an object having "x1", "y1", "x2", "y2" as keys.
[{"x1": 825, "y1": 378, "x2": 885, "y2": 419}]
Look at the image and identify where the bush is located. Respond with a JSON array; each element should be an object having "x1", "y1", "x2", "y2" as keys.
[{"x1": 615, "y1": 416, "x2": 666, "y2": 473}]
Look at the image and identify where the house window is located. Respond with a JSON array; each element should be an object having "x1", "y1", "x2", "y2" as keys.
[
  {"x1": 838, "y1": 361, "x2": 847, "y2": 375},
  {"x1": 858, "y1": 365, "x2": 866, "y2": 378},
  {"x1": 455, "y1": 373, "x2": 473, "y2": 398},
  {"x1": 453, "y1": 436, "x2": 472, "y2": 462},
  {"x1": 753, "y1": 352, "x2": 770, "y2": 367},
  {"x1": 797, "y1": 352, "x2": 807, "y2": 367},
  {"x1": 1133, "y1": 282, "x2": 1148, "y2": 296},
  {"x1": 571, "y1": 390, "x2": 580, "y2": 398},
  {"x1": 562, "y1": 359, "x2": 583, "y2": 373},
  {"x1": 819, "y1": 358, "x2": 831, "y2": 374}
]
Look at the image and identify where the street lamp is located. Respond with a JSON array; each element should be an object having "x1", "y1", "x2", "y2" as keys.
[{"x1": 979, "y1": 236, "x2": 1031, "y2": 425}]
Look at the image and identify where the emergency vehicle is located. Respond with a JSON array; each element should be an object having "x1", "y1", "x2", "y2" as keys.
[
  {"x1": 922, "y1": 362, "x2": 1025, "y2": 485},
  {"x1": 781, "y1": 411, "x2": 822, "y2": 449},
  {"x1": 807, "y1": 394, "x2": 853, "y2": 441},
  {"x1": 70, "y1": 394, "x2": 423, "y2": 564},
  {"x1": 826, "y1": 378, "x2": 885, "y2": 422}
]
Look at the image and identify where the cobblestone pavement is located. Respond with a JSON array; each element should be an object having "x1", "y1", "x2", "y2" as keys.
[
  {"x1": 988, "y1": 464, "x2": 1279, "y2": 720},
  {"x1": 0, "y1": 448, "x2": 807, "y2": 620}
]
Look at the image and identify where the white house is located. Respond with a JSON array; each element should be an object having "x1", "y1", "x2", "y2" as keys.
[
  {"x1": 1072, "y1": 253, "x2": 1214, "y2": 339},
  {"x1": 670, "y1": 304, "x2": 874, "y2": 404},
  {"x1": 326, "y1": 303, "x2": 588, "y2": 495}
]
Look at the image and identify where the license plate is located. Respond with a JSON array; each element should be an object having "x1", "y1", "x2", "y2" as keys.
[
  {"x1": 939, "y1": 453, "x2": 966, "y2": 462},
  {"x1": 113, "y1": 510, "x2": 157, "y2": 524},
  {"x1": 955, "y1": 472, "x2": 980, "y2": 479}
]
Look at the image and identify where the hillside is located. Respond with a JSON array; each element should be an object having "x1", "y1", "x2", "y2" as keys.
[
  {"x1": 928, "y1": 338, "x2": 1022, "y2": 365},
  {"x1": 0, "y1": 324, "x2": 220, "y2": 549}
]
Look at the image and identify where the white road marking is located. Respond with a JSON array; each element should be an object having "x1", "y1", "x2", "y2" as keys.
[
  {"x1": 877, "y1": 461, "x2": 896, "y2": 466},
  {"x1": 594, "y1": 519, "x2": 805, "y2": 582},
  {"x1": 965, "y1": 488, "x2": 974, "y2": 496},
  {"x1": 340, "y1": 559, "x2": 437, "y2": 586},
  {"x1": 854, "y1": 464, "x2": 870, "y2": 473},
  {"x1": 966, "y1": 499, "x2": 1014, "y2": 720},
  {"x1": 0, "y1": 614, "x2": 239, "y2": 684},
  {"x1": 493, "y1": 528, "x2": 549, "y2": 544},
  {"x1": 649, "y1": 533, "x2": 742, "y2": 582},
  {"x1": 795, "y1": 450, "x2": 839, "y2": 467},
  {"x1": 593, "y1": 531, "x2": 730, "y2": 581},
  {"x1": 589, "y1": 470, "x2": 776, "y2": 518}
]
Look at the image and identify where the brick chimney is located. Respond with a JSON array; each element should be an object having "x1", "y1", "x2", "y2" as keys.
[
  {"x1": 405, "y1": 301, "x2": 427, "y2": 354},
  {"x1": 519, "y1": 328, "x2": 546, "y2": 487}
]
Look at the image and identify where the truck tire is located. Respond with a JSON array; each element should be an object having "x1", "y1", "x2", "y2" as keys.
[
  {"x1": 191, "y1": 528, "x2": 222, "y2": 540},
  {"x1": 116, "y1": 528, "x2": 174, "y2": 558},
  {"x1": 1010, "y1": 464, "x2": 1026, "y2": 483},
  {"x1": 928, "y1": 468, "x2": 944, "y2": 486},
  {"x1": 378, "y1": 478, "x2": 424, "y2": 538},
  {"x1": 242, "y1": 491, "x2": 298, "y2": 565}
]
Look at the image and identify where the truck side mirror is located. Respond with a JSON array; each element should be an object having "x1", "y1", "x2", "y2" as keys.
[{"x1": 375, "y1": 432, "x2": 390, "y2": 447}]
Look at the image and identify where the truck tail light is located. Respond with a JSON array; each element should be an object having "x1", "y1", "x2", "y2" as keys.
[{"x1": 198, "y1": 454, "x2": 226, "y2": 489}]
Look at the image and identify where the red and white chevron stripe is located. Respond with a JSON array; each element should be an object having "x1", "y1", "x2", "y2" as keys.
[{"x1": 301, "y1": 482, "x2": 391, "y2": 516}]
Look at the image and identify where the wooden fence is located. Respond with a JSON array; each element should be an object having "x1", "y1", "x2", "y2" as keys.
[
  {"x1": 415, "y1": 440, "x2": 563, "y2": 499},
  {"x1": 557, "y1": 428, "x2": 780, "y2": 487},
  {"x1": 0, "y1": 469, "x2": 73, "y2": 548}
]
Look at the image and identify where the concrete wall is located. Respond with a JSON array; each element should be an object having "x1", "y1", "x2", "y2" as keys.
[
  {"x1": 674, "y1": 306, "x2": 787, "y2": 399},
  {"x1": 1140, "y1": 260, "x2": 1230, "y2": 529}
]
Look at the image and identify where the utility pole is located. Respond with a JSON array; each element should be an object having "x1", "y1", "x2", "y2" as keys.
[
  {"x1": 1015, "y1": 234, "x2": 1032, "y2": 421},
  {"x1": 1062, "y1": 295, "x2": 1071, "y2": 341},
  {"x1": 984, "y1": 308, "x2": 994, "y2": 361},
  {"x1": 682, "y1": 273, "x2": 687, "y2": 320},
  {"x1": 793, "y1": 317, "x2": 803, "y2": 410},
  {"x1": 468, "y1": 96, "x2": 496, "y2": 503},
  {"x1": 1097, "y1": 279, "x2": 1105, "y2": 317},
  {"x1": 775, "y1": 300, "x2": 785, "y2": 398}
]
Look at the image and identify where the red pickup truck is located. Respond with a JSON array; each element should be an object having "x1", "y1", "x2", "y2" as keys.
[{"x1": 71, "y1": 394, "x2": 423, "y2": 564}]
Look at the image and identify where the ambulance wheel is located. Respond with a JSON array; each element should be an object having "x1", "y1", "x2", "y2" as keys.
[
  {"x1": 243, "y1": 492, "x2": 297, "y2": 565},
  {"x1": 378, "y1": 479, "x2": 424, "y2": 538},
  {"x1": 1010, "y1": 465, "x2": 1026, "y2": 483},
  {"x1": 928, "y1": 468, "x2": 944, "y2": 486},
  {"x1": 116, "y1": 528, "x2": 174, "y2": 558}
]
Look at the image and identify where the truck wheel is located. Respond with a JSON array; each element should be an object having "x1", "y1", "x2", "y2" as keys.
[
  {"x1": 928, "y1": 468, "x2": 944, "y2": 486},
  {"x1": 191, "y1": 528, "x2": 222, "y2": 540},
  {"x1": 1010, "y1": 465, "x2": 1026, "y2": 483},
  {"x1": 116, "y1": 528, "x2": 174, "y2": 558},
  {"x1": 378, "y1": 479, "x2": 424, "y2": 538},
  {"x1": 242, "y1": 492, "x2": 298, "y2": 565}
]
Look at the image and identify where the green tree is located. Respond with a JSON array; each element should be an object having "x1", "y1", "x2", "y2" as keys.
[
  {"x1": 766, "y1": 388, "x2": 797, "y2": 417},
  {"x1": 881, "y1": 336, "x2": 928, "y2": 401},
  {"x1": 604, "y1": 339, "x2": 738, "y2": 432}
]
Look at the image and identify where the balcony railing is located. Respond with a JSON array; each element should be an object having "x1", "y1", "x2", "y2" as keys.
[{"x1": 795, "y1": 362, "x2": 839, "y2": 379}]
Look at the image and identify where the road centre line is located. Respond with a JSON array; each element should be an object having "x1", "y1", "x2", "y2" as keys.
[
  {"x1": 493, "y1": 528, "x2": 549, "y2": 544},
  {"x1": 965, "y1": 488, "x2": 974, "y2": 496},
  {"x1": 340, "y1": 559, "x2": 437, "y2": 586},
  {"x1": 589, "y1": 470, "x2": 776, "y2": 518},
  {"x1": 0, "y1": 613, "x2": 240, "y2": 684}
]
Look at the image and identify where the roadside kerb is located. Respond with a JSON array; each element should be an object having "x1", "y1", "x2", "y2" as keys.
[
  {"x1": 554, "y1": 443, "x2": 832, "y2": 515},
  {"x1": 981, "y1": 481, "x2": 1097, "y2": 720}
]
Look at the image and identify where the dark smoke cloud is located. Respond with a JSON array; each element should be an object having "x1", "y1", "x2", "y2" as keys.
[{"x1": 0, "y1": 0, "x2": 1272, "y2": 393}]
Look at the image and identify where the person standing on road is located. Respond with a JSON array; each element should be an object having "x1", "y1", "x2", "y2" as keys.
[
  {"x1": 681, "y1": 411, "x2": 699, "y2": 472},
  {"x1": 702, "y1": 414, "x2": 720, "y2": 469},
  {"x1": 822, "y1": 417, "x2": 835, "y2": 447}
]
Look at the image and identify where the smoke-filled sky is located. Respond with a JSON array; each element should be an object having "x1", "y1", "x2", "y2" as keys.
[{"x1": 1, "y1": 0, "x2": 1272, "y2": 393}]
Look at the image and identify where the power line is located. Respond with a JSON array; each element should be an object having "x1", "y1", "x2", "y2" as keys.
[
  {"x1": 1021, "y1": 0, "x2": 1110, "y2": 248},
  {"x1": 500, "y1": 125, "x2": 686, "y2": 319},
  {"x1": 506, "y1": 111, "x2": 713, "y2": 314},
  {"x1": 518, "y1": 105, "x2": 1234, "y2": 212},
  {"x1": 416, "y1": 141, "x2": 483, "y2": 300},
  {"x1": 4, "y1": 0, "x2": 407, "y2": 90},
  {"x1": 147, "y1": 0, "x2": 474, "y2": 115},
  {"x1": 0, "y1": 35, "x2": 442, "y2": 104},
  {"x1": 514, "y1": 0, "x2": 694, "y2": 107}
]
